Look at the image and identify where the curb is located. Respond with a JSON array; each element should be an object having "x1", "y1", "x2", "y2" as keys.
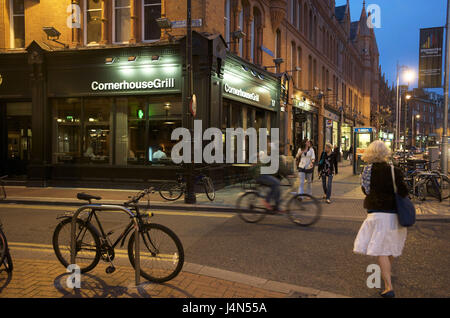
[
  {"x1": 1, "y1": 198, "x2": 449, "y2": 220},
  {"x1": 181, "y1": 262, "x2": 350, "y2": 298}
]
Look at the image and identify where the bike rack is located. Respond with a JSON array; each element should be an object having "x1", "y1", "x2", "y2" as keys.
[{"x1": 70, "y1": 204, "x2": 141, "y2": 286}]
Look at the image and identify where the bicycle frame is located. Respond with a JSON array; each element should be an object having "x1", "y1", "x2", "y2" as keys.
[{"x1": 70, "y1": 204, "x2": 142, "y2": 284}]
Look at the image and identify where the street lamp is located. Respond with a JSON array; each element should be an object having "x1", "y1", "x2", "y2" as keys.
[
  {"x1": 412, "y1": 114, "x2": 420, "y2": 147},
  {"x1": 395, "y1": 65, "x2": 415, "y2": 151},
  {"x1": 404, "y1": 94, "x2": 411, "y2": 153}
]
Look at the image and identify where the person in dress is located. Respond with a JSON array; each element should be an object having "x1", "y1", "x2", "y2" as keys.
[
  {"x1": 296, "y1": 141, "x2": 315, "y2": 195},
  {"x1": 353, "y1": 140, "x2": 409, "y2": 298}
]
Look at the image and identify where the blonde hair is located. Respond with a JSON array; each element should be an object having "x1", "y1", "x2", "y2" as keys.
[
  {"x1": 361, "y1": 140, "x2": 391, "y2": 163},
  {"x1": 325, "y1": 143, "x2": 333, "y2": 151}
]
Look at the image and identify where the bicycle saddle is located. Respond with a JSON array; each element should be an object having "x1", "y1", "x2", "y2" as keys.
[{"x1": 77, "y1": 192, "x2": 102, "y2": 202}]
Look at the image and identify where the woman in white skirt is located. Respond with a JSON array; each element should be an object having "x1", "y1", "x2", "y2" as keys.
[{"x1": 353, "y1": 140, "x2": 409, "y2": 298}]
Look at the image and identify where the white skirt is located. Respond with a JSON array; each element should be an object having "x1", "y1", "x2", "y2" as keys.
[{"x1": 353, "y1": 213, "x2": 407, "y2": 257}]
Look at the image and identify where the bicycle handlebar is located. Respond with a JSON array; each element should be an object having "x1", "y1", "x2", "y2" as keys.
[{"x1": 124, "y1": 187, "x2": 155, "y2": 206}]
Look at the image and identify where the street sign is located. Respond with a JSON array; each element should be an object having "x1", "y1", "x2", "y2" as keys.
[
  {"x1": 171, "y1": 19, "x2": 202, "y2": 28},
  {"x1": 189, "y1": 94, "x2": 197, "y2": 117},
  {"x1": 419, "y1": 27, "x2": 444, "y2": 88}
]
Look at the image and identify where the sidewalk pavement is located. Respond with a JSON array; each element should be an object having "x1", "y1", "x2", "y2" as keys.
[
  {"x1": 0, "y1": 258, "x2": 347, "y2": 298},
  {"x1": 1, "y1": 162, "x2": 448, "y2": 219}
]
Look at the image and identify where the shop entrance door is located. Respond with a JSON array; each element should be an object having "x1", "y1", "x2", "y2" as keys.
[{"x1": 2, "y1": 102, "x2": 32, "y2": 177}]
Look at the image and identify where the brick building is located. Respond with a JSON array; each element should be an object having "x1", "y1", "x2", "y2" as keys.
[
  {"x1": 404, "y1": 89, "x2": 442, "y2": 148},
  {"x1": 0, "y1": 0, "x2": 380, "y2": 184}
]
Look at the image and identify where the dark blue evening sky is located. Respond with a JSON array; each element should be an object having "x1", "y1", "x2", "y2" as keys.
[{"x1": 338, "y1": 0, "x2": 446, "y2": 91}]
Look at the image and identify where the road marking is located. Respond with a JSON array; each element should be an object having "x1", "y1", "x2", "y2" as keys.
[
  {"x1": 0, "y1": 204, "x2": 234, "y2": 218},
  {"x1": 8, "y1": 242, "x2": 179, "y2": 261}
]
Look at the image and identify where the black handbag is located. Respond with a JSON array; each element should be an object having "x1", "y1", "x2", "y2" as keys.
[{"x1": 390, "y1": 165, "x2": 416, "y2": 227}]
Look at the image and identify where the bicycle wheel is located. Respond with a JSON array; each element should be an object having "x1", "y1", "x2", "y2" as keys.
[
  {"x1": 203, "y1": 177, "x2": 215, "y2": 201},
  {"x1": 159, "y1": 183, "x2": 184, "y2": 201},
  {"x1": 236, "y1": 191, "x2": 266, "y2": 223},
  {"x1": 287, "y1": 194, "x2": 321, "y2": 226},
  {"x1": 3, "y1": 249, "x2": 13, "y2": 272},
  {"x1": 440, "y1": 176, "x2": 449, "y2": 200},
  {"x1": 52, "y1": 218, "x2": 101, "y2": 273},
  {"x1": 415, "y1": 180, "x2": 427, "y2": 201},
  {"x1": 0, "y1": 229, "x2": 7, "y2": 267},
  {"x1": 128, "y1": 223, "x2": 184, "y2": 283}
]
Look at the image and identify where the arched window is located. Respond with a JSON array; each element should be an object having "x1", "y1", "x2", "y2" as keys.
[
  {"x1": 275, "y1": 29, "x2": 282, "y2": 59},
  {"x1": 238, "y1": 8, "x2": 244, "y2": 57},
  {"x1": 297, "y1": 46, "x2": 302, "y2": 88},
  {"x1": 297, "y1": 0, "x2": 302, "y2": 31},
  {"x1": 252, "y1": 7, "x2": 263, "y2": 65},
  {"x1": 224, "y1": 0, "x2": 231, "y2": 44},
  {"x1": 291, "y1": 41, "x2": 296, "y2": 86}
]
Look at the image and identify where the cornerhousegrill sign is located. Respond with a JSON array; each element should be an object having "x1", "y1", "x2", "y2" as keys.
[
  {"x1": 91, "y1": 78, "x2": 176, "y2": 91},
  {"x1": 224, "y1": 83, "x2": 260, "y2": 102}
]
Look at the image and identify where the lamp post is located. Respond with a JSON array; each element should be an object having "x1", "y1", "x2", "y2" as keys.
[
  {"x1": 184, "y1": 0, "x2": 196, "y2": 204},
  {"x1": 412, "y1": 114, "x2": 420, "y2": 147},
  {"x1": 404, "y1": 94, "x2": 411, "y2": 154},
  {"x1": 395, "y1": 65, "x2": 414, "y2": 151},
  {"x1": 442, "y1": 0, "x2": 450, "y2": 175}
]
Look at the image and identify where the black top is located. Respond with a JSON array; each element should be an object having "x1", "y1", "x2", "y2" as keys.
[
  {"x1": 318, "y1": 151, "x2": 338, "y2": 176},
  {"x1": 362, "y1": 162, "x2": 409, "y2": 212}
]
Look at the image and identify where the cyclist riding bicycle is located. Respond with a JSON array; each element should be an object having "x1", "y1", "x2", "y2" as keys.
[{"x1": 253, "y1": 144, "x2": 290, "y2": 212}]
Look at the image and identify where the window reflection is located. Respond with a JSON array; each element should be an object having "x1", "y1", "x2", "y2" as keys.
[
  {"x1": 83, "y1": 98, "x2": 112, "y2": 164},
  {"x1": 53, "y1": 98, "x2": 82, "y2": 164}
]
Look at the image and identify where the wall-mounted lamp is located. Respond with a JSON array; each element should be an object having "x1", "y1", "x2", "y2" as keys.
[
  {"x1": 42, "y1": 26, "x2": 68, "y2": 48},
  {"x1": 105, "y1": 57, "x2": 116, "y2": 64}
]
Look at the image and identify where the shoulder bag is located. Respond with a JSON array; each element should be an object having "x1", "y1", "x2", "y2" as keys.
[{"x1": 390, "y1": 165, "x2": 416, "y2": 227}]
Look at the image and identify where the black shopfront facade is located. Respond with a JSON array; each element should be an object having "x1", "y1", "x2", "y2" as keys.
[{"x1": 1, "y1": 33, "x2": 280, "y2": 187}]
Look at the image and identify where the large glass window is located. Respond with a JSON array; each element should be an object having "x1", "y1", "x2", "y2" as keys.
[
  {"x1": 147, "y1": 96, "x2": 182, "y2": 163},
  {"x1": 114, "y1": 0, "x2": 131, "y2": 43},
  {"x1": 83, "y1": 97, "x2": 112, "y2": 164},
  {"x1": 53, "y1": 98, "x2": 82, "y2": 164},
  {"x1": 85, "y1": 0, "x2": 102, "y2": 45},
  {"x1": 52, "y1": 96, "x2": 182, "y2": 166},
  {"x1": 143, "y1": 0, "x2": 161, "y2": 41},
  {"x1": 10, "y1": 0, "x2": 25, "y2": 48}
]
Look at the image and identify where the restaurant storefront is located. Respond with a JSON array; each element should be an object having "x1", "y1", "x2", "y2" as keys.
[
  {"x1": 323, "y1": 108, "x2": 340, "y2": 149},
  {"x1": 7, "y1": 32, "x2": 240, "y2": 186},
  {"x1": 218, "y1": 54, "x2": 280, "y2": 184},
  {"x1": 222, "y1": 54, "x2": 280, "y2": 161},
  {"x1": 2, "y1": 33, "x2": 282, "y2": 187},
  {"x1": 341, "y1": 118, "x2": 353, "y2": 159},
  {"x1": 291, "y1": 95, "x2": 319, "y2": 154}
]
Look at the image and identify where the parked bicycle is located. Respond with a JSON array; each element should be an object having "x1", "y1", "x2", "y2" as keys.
[
  {"x1": 52, "y1": 187, "x2": 184, "y2": 283},
  {"x1": 402, "y1": 160, "x2": 449, "y2": 202},
  {"x1": 159, "y1": 168, "x2": 215, "y2": 202},
  {"x1": 236, "y1": 175, "x2": 322, "y2": 226},
  {"x1": 0, "y1": 219, "x2": 13, "y2": 272}
]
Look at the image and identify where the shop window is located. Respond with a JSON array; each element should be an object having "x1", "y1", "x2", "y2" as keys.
[
  {"x1": 10, "y1": 0, "x2": 25, "y2": 48},
  {"x1": 147, "y1": 96, "x2": 182, "y2": 164},
  {"x1": 115, "y1": 97, "x2": 147, "y2": 165},
  {"x1": 114, "y1": 0, "x2": 131, "y2": 43},
  {"x1": 84, "y1": 0, "x2": 102, "y2": 45},
  {"x1": 143, "y1": 0, "x2": 161, "y2": 42},
  {"x1": 83, "y1": 97, "x2": 112, "y2": 164},
  {"x1": 53, "y1": 99, "x2": 82, "y2": 164}
]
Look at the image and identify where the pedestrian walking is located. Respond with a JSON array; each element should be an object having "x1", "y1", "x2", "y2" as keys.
[
  {"x1": 348, "y1": 145, "x2": 353, "y2": 165},
  {"x1": 318, "y1": 143, "x2": 338, "y2": 203},
  {"x1": 353, "y1": 140, "x2": 409, "y2": 298},
  {"x1": 296, "y1": 141, "x2": 315, "y2": 195}
]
